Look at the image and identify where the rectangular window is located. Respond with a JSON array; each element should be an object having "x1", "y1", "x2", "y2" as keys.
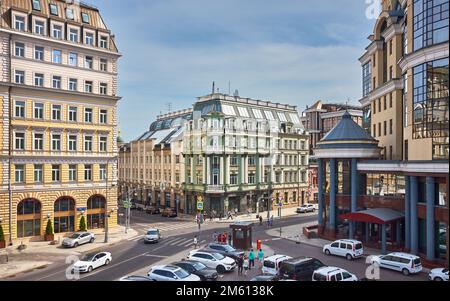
[
  {"x1": 378, "y1": 98, "x2": 382, "y2": 112},
  {"x1": 85, "y1": 32, "x2": 94, "y2": 45},
  {"x1": 81, "y1": 12, "x2": 90, "y2": 24},
  {"x1": 68, "y1": 78, "x2": 77, "y2": 91},
  {"x1": 14, "y1": 15, "x2": 25, "y2": 31},
  {"x1": 52, "y1": 165, "x2": 60, "y2": 182},
  {"x1": 32, "y1": 0, "x2": 41, "y2": 11},
  {"x1": 384, "y1": 96, "x2": 387, "y2": 110},
  {"x1": 248, "y1": 173, "x2": 256, "y2": 184},
  {"x1": 384, "y1": 121, "x2": 387, "y2": 136},
  {"x1": 51, "y1": 134, "x2": 61, "y2": 151},
  {"x1": 68, "y1": 135, "x2": 77, "y2": 151},
  {"x1": 99, "y1": 83, "x2": 108, "y2": 95},
  {"x1": 52, "y1": 49, "x2": 62, "y2": 64},
  {"x1": 100, "y1": 58, "x2": 108, "y2": 72},
  {"x1": 378, "y1": 122, "x2": 381, "y2": 137},
  {"x1": 34, "y1": 46, "x2": 44, "y2": 61},
  {"x1": 404, "y1": 140, "x2": 409, "y2": 160},
  {"x1": 230, "y1": 174, "x2": 237, "y2": 185},
  {"x1": 389, "y1": 145, "x2": 393, "y2": 160},
  {"x1": 15, "y1": 101, "x2": 25, "y2": 118},
  {"x1": 69, "y1": 28, "x2": 78, "y2": 42},
  {"x1": 52, "y1": 76, "x2": 61, "y2": 89},
  {"x1": 85, "y1": 81, "x2": 93, "y2": 93},
  {"x1": 68, "y1": 165, "x2": 77, "y2": 181},
  {"x1": 52, "y1": 24, "x2": 62, "y2": 39},
  {"x1": 34, "y1": 73, "x2": 44, "y2": 87},
  {"x1": 390, "y1": 92, "x2": 393, "y2": 108},
  {"x1": 373, "y1": 124, "x2": 377, "y2": 137},
  {"x1": 34, "y1": 20, "x2": 44, "y2": 35},
  {"x1": 15, "y1": 42, "x2": 25, "y2": 57},
  {"x1": 15, "y1": 70, "x2": 25, "y2": 84},
  {"x1": 84, "y1": 165, "x2": 92, "y2": 181},
  {"x1": 389, "y1": 39, "x2": 393, "y2": 55},
  {"x1": 99, "y1": 109, "x2": 107, "y2": 124},
  {"x1": 52, "y1": 105, "x2": 61, "y2": 120},
  {"x1": 99, "y1": 137, "x2": 107, "y2": 152},
  {"x1": 84, "y1": 136, "x2": 93, "y2": 151},
  {"x1": 100, "y1": 36, "x2": 108, "y2": 49},
  {"x1": 15, "y1": 165, "x2": 24, "y2": 183},
  {"x1": 49, "y1": 4, "x2": 58, "y2": 16},
  {"x1": 69, "y1": 52, "x2": 78, "y2": 66},
  {"x1": 389, "y1": 66, "x2": 393, "y2": 80},
  {"x1": 389, "y1": 119, "x2": 393, "y2": 135},
  {"x1": 99, "y1": 164, "x2": 107, "y2": 180},
  {"x1": 84, "y1": 108, "x2": 93, "y2": 123},
  {"x1": 15, "y1": 132, "x2": 25, "y2": 150},
  {"x1": 34, "y1": 133, "x2": 43, "y2": 150},
  {"x1": 34, "y1": 103, "x2": 44, "y2": 119},
  {"x1": 85, "y1": 56, "x2": 93, "y2": 69},
  {"x1": 68, "y1": 106, "x2": 77, "y2": 122},
  {"x1": 34, "y1": 165, "x2": 43, "y2": 183},
  {"x1": 66, "y1": 8, "x2": 74, "y2": 20}
]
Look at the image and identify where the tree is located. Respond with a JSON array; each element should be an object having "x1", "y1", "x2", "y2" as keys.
[
  {"x1": 45, "y1": 219, "x2": 54, "y2": 235},
  {"x1": 0, "y1": 224, "x2": 5, "y2": 242},
  {"x1": 79, "y1": 216, "x2": 87, "y2": 232}
]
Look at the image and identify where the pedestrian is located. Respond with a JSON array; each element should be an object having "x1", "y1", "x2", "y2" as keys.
[
  {"x1": 227, "y1": 211, "x2": 232, "y2": 220},
  {"x1": 248, "y1": 249, "x2": 255, "y2": 270},
  {"x1": 243, "y1": 256, "x2": 249, "y2": 276},
  {"x1": 259, "y1": 215, "x2": 263, "y2": 226},
  {"x1": 234, "y1": 208, "x2": 238, "y2": 217},
  {"x1": 247, "y1": 208, "x2": 251, "y2": 217},
  {"x1": 193, "y1": 235, "x2": 198, "y2": 249},
  {"x1": 270, "y1": 215, "x2": 274, "y2": 227},
  {"x1": 258, "y1": 249, "x2": 264, "y2": 268},
  {"x1": 213, "y1": 231, "x2": 218, "y2": 243},
  {"x1": 227, "y1": 231, "x2": 232, "y2": 246},
  {"x1": 237, "y1": 255, "x2": 243, "y2": 276}
]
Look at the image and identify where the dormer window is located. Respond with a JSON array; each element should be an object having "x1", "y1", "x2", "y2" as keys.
[
  {"x1": 14, "y1": 15, "x2": 25, "y2": 31},
  {"x1": 81, "y1": 12, "x2": 90, "y2": 24},
  {"x1": 66, "y1": 8, "x2": 74, "y2": 20},
  {"x1": 69, "y1": 28, "x2": 79, "y2": 42},
  {"x1": 100, "y1": 36, "x2": 108, "y2": 49},
  {"x1": 32, "y1": 0, "x2": 41, "y2": 11},
  {"x1": 85, "y1": 32, "x2": 94, "y2": 46},
  {"x1": 49, "y1": 4, "x2": 58, "y2": 16}
]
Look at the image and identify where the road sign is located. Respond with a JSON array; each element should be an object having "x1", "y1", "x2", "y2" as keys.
[
  {"x1": 123, "y1": 201, "x2": 131, "y2": 209},
  {"x1": 197, "y1": 201, "x2": 204, "y2": 211}
]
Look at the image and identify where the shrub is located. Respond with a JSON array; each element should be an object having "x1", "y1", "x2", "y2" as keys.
[
  {"x1": 0, "y1": 225, "x2": 5, "y2": 242},
  {"x1": 45, "y1": 219, "x2": 54, "y2": 235},
  {"x1": 79, "y1": 216, "x2": 87, "y2": 232}
]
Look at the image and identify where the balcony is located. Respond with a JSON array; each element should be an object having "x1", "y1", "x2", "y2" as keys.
[{"x1": 206, "y1": 185, "x2": 225, "y2": 193}]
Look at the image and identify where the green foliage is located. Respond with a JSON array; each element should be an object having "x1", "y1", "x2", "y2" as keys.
[
  {"x1": 0, "y1": 224, "x2": 5, "y2": 241},
  {"x1": 79, "y1": 216, "x2": 87, "y2": 231},
  {"x1": 45, "y1": 219, "x2": 54, "y2": 235}
]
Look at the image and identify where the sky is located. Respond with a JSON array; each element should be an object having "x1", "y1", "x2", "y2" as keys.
[{"x1": 93, "y1": 0, "x2": 376, "y2": 142}]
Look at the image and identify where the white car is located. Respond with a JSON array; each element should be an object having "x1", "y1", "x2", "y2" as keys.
[
  {"x1": 147, "y1": 265, "x2": 201, "y2": 281},
  {"x1": 187, "y1": 250, "x2": 236, "y2": 273},
  {"x1": 144, "y1": 228, "x2": 162, "y2": 244},
  {"x1": 72, "y1": 252, "x2": 112, "y2": 273},
  {"x1": 323, "y1": 239, "x2": 364, "y2": 260},
  {"x1": 312, "y1": 267, "x2": 358, "y2": 281},
  {"x1": 262, "y1": 255, "x2": 293, "y2": 275},
  {"x1": 119, "y1": 275, "x2": 155, "y2": 281},
  {"x1": 62, "y1": 232, "x2": 95, "y2": 248},
  {"x1": 296, "y1": 204, "x2": 317, "y2": 213},
  {"x1": 369, "y1": 252, "x2": 422, "y2": 276},
  {"x1": 428, "y1": 268, "x2": 449, "y2": 281}
]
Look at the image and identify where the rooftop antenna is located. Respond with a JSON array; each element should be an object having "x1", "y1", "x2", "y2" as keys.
[
  {"x1": 212, "y1": 81, "x2": 215, "y2": 94},
  {"x1": 166, "y1": 102, "x2": 172, "y2": 113},
  {"x1": 228, "y1": 81, "x2": 231, "y2": 95},
  {"x1": 234, "y1": 89, "x2": 239, "y2": 97}
]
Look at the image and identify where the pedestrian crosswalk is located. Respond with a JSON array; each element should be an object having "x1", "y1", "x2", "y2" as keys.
[
  {"x1": 127, "y1": 234, "x2": 206, "y2": 248},
  {"x1": 133, "y1": 222, "x2": 198, "y2": 233}
]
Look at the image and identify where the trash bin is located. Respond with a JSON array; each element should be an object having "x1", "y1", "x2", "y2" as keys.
[{"x1": 230, "y1": 221, "x2": 253, "y2": 251}]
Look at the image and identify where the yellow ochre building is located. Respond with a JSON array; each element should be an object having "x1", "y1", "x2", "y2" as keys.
[{"x1": 0, "y1": 0, "x2": 121, "y2": 244}]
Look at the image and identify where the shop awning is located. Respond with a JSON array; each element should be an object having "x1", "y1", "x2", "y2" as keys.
[{"x1": 339, "y1": 208, "x2": 404, "y2": 225}]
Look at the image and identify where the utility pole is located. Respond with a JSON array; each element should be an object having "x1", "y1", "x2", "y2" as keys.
[{"x1": 104, "y1": 159, "x2": 109, "y2": 243}]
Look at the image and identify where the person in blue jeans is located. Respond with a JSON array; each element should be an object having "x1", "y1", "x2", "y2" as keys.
[{"x1": 248, "y1": 249, "x2": 255, "y2": 270}]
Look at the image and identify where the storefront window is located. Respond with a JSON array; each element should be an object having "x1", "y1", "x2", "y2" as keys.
[
  {"x1": 365, "y1": 174, "x2": 405, "y2": 196},
  {"x1": 54, "y1": 197, "x2": 75, "y2": 233},
  {"x1": 17, "y1": 199, "x2": 41, "y2": 238},
  {"x1": 87, "y1": 195, "x2": 106, "y2": 229}
]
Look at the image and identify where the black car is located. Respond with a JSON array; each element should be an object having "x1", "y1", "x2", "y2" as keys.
[
  {"x1": 201, "y1": 243, "x2": 244, "y2": 261},
  {"x1": 278, "y1": 257, "x2": 325, "y2": 281},
  {"x1": 250, "y1": 274, "x2": 279, "y2": 281},
  {"x1": 146, "y1": 206, "x2": 160, "y2": 215},
  {"x1": 172, "y1": 260, "x2": 218, "y2": 281}
]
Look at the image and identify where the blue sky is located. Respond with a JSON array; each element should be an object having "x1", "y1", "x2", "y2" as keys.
[{"x1": 93, "y1": 0, "x2": 376, "y2": 141}]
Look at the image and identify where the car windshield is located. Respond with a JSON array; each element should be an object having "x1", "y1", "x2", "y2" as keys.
[
  {"x1": 222, "y1": 245, "x2": 235, "y2": 252},
  {"x1": 192, "y1": 262, "x2": 207, "y2": 270},
  {"x1": 147, "y1": 230, "x2": 158, "y2": 235},
  {"x1": 69, "y1": 234, "x2": 81, "y2": 239},
  {"x1": 80, "y1": 254, "x2": 96, "y2": 261},
  {"x1": 212, "y1": 253, "x2": 225, "y2": 260},
  {"x1": 443, "y1": 269, "x2": 449, "y2": 273},
  {"x1": 174, "y1": 269, "x2": 190, "y2": 279}
]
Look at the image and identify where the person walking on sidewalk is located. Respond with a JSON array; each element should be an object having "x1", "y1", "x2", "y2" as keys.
[
  {"x1": 259, "y1": 215, "x2": 263, "y2": 226},
  {"x1": 227, "y1": 211, "x2": 233, "y2": 220},
  {"x1": 258, "y1": 249, "x2": 264, "y2": 268},
  {"x1": 193, "y1": 235, "x2": 198, "y2": 249},
  {"x1": 269, "y1": 215, "x2": 274, "y2": 227},
  {"x1": 248, "y1": 249, "x2": 255, "y2": 270},
  {"x1": 237, "y1": 255, "x2": 244, "y2": 276},
  {"x1": 243, "y1": 256, "x2": 249, "y2": 276},
  {"x1": 227, "y1": 231, "x2": 232, "y2": 246},
  {"x1": 213, "y1": 231, "x2": 218, "y2": 243}
]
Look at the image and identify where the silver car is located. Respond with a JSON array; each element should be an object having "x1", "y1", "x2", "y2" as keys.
[{"x1": 62, "y1": 232, "x2": 95, "y2": 248}]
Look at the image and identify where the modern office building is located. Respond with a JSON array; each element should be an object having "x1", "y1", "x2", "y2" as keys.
[
  {"x1": 118, "y1": 109, "x2": 192, "y2": 213},
  {"x1": 0, "y1": 0, "x2": 121, "y2": 244},
  {"x1": 315, "y1": 0, "x2": 448, "y2": 267},
  {"x1": 183, "y1": 93, "x2": 308, "y2": 216}
]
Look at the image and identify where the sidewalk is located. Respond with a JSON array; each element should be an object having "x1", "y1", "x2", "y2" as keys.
[
  {"x1": 0, "y1": 226, "x2": 138, "y2": 279},
  {"x1": 213, "y1": 207, "x2": 302, "y2": 223}
]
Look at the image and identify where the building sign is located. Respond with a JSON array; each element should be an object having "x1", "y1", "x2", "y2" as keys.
[
  {"x1": 197, "y1": 196, "x2": 204, "y2": 211},
  {"x1": 77, "y1": 207, "x2": 87, "y2": 212}
]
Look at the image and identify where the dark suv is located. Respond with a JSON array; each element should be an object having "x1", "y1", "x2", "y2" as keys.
[
  {"x1": 278, "y1": 257, "x2": 325, "y2": 281},
  {"x1": 201, "y1": 243, "x2": 244, "y2": 261}
]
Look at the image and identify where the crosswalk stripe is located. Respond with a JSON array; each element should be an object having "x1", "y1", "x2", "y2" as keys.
[
  {"x1": 179, "y1": 239, "x2": 194, "y2": 247},
  {"x1": 169, "y1": 238, "x2": 187, "y2": 245}
]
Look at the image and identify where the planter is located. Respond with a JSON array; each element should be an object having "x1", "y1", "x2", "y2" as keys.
[
  {"x1": 0, "y1": 241, "x2": 5, "y2": 249},
  {"x1": 44, "y1": 234, "x2": 54, "y2": 242}
]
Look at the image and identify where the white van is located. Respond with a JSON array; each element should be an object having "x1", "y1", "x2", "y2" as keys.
[
  {"x1": 312, "y1": 267, "x2": 358, "y2": 281},
  {"x1": 323, "y1": 239, "x2": 364, "y2": 260},
  {"x1": 370, "y1": 252, "x2": 422, "y2": 276},
  {"x1": 262, "y1": 255, "x2": 293, "y2": 275}
]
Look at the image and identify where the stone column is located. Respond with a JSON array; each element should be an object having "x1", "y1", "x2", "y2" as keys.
[
  {"x1": 329, "y1": 158, "x2": 336, "y2": 231},
  {"x1": 206, "y1": 156, "x2": 211, "y2": 185},
  {"x1": 350, "y1": 158, "x2": 358, "y2": 238},
  {"x1": 381, "y1": 223, "x2": 387, "y2": 255},
  {"x1": 426, "y1": 176, "x2": 435, "y2": 261},
  {"x1": 410, "y1": 176, "x2": 418, "y2": 255},
  {"x1": 318, "y1": 159, "x2": 324, "y2": 226},
  {"x1": 405, "y1": 176, "x2": 411, "y2": 250},
  {"x1": 396, "y1": 220, "x2": 401, "y2": 246},
  {"x1": 365, "y1": 222, "x2": 370, "y2": 242},
  {"x1": 220, "y1": 156, "x2": 224, "y2": 185}
]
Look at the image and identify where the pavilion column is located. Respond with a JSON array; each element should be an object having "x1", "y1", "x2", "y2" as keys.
[
  {"x1": 329, "y1": 158, "x2": 336, "y2": 231},
  {"x1": 410, "y1": 176, "x2": 419, "y2": 255},
  {"x1": 426, "y1": 176, "x2": 436, "y2": 261},
  {"x1": 318, "y1": 159, "x2": 324, "y2": 226},
  {"x1": 365, "y1": 222, "x2": 370, "y2": 242},
  {"x1": 396, "y1": 220, "x2": 401, "y2": 246},
  {"x1": 405, "y1": 176, "x2": 411, "y2": 250},
  {"x1": 381, "y1": 224, "x2": 387, "y2": 255},
  {"x1": 350, "y1": 158, "x2": 358, "y2": 238}
]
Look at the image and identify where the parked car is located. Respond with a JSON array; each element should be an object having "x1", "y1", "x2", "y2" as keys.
[
  {"x1": 187, "y1": 250, "x2": 236, "y2": 273},
  {"x1": 250, "y1": 274, "x2": 279, "y2": 281},
  {"x1": 119, "y1": 275, "x2": 155, "y2": 281},
  {"x1": 147, "y1": 265, "x2": 201, "y2": 281},
  {"x1": 278, "y1": 257, "x2": 325, "y2": 281},
  {"x1": 369, "y1": 252, "x2": 422, "y2": 276},
  {"x1": 262, "y1": 255, "x2": 293, "y2": 276},
  {"x1": 62, "y1": 232, "x2": 95, "y2": 248},
  {"x1": 296, "y1": 204, "x2": 317, "y2": 213},
  {"x1": 312, "y1": 267, "x2": 358, "y2": 281},
  {"x1": 144, "y1": 228, "x2": 162, "y2": 244},
  {"x1": 323, "y1": 239, "x2": 364, "y2": 260},
  {"x1": 172, "y1": 260, "x2": 218, "y2": 281},
  {"x1": 428, "y1": 268, "x2": 449, "y2": 281},
  {"x1": 146, "y1": 206, "x2": 160, "y2": 215},
  {"x1": 201, "y1": 243, "x2": 244, "y2": 260},
  {"x1": 72, "y1": 252, "x2": 112, "y2": 273},
  {"x1": 161, "y1": 208, "x2": 177, "y2": 217}
]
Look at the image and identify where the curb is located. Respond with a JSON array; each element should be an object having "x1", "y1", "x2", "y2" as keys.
[{"x1": 0, "y1": 262, "x2": 50, "y2": 280}]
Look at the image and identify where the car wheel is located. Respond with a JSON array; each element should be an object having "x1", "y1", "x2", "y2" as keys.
[
  {"x1": 434, "y1": 277, "x2": 443, "y2": 281},
  {"x1": 312, "y1": 209, "x2": 316, "y2": 212},
  {"x1": 90, "y1": 238, "x2": 94, "y2": 243},
  {"x1": 88, "y1": 266, "x2": 93, "y2": 273},
  {"x1": 402, "y1": 268, "x2": 410, "y2": 276},
  {"x1": 73, "y1": 242, "x2": 79, "y2": 248},
  {"x1": 346, "y1": 254, "x2": 353, "y2": 261},
  {"x1": 216, "y1": 265, "x2": 226, "y2": 274},
  {"x1": 325, "y1": 249, "x2": 331, "y2": 255},
  {"x1": 105, "y1": 259, "x2": 110, "y2": 266}
]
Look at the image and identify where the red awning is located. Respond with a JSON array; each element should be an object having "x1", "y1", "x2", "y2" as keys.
[{"x1": 339, "y1": 208, "x2": 404, "y2": 225}]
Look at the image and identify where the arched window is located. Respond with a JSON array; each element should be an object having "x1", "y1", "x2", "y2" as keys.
[
  {"x1": 54, "y1": 197, "x2": 75, "y2": 233},
  {"x1": 87, "y1": 195, "x2": 106, "y2": 229},
  {"x1": 17, "y1": 199, "x2": 41, "y2": 238}
]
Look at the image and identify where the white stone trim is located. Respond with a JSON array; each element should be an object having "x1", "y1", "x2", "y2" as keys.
[
  {"x1": 368, "y1": 79, "x2": 403, "y2": 102},
  {"x1": 357, "y1": 161, "x2": 449, "y2": 174},
  {"x1": 314, "y1": 147, "x2": 381, "y2": 159},
  {"x1": 399, "y1": 43, "x2": 449, "y2": 73},
  {"x1": 381, "y1": 23, "x2": 404, "y2": 41}
]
